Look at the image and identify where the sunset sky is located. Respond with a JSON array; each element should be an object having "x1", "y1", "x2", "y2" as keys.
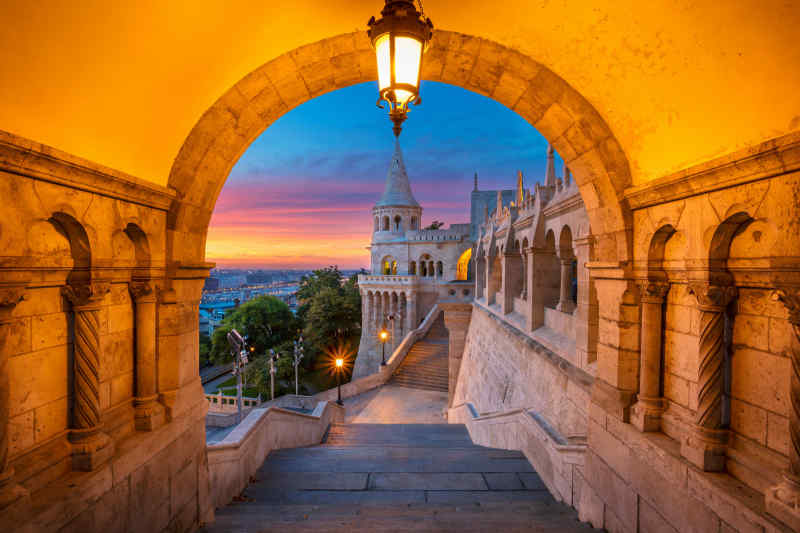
[{"x1": 206, "y1": 81, "x2": 562, "y2": 270}]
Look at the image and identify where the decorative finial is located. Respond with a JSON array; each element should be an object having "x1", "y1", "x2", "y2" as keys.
[{"x1": 473, "y1": 172, "x2": 478, "y2": 192}]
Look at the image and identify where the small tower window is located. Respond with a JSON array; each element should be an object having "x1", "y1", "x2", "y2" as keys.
[
  {"x1": 409, "y1": 261, "x2": 416, "y2": 275},
  {"x1": 394, "y1": 215, "x2": 402, "y2": 231},
  {"x1": 382, "y1": 216, "x2": 390, "y2": 231},
  {"x1": 410, "y1": 216, "x2": 417, "y2": 230}
]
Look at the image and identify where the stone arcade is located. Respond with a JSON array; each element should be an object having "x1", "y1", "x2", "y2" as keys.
[{"x1": 0, "y1": 2, "x2": 799, "y2": 532}]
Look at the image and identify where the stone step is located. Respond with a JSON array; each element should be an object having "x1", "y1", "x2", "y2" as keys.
[
  {"x1": 206, "y1": 501, "x2": 589, "y2": 532},
  {"x1": 387, "y1": 381, "x2": 448, "y2": 392}
]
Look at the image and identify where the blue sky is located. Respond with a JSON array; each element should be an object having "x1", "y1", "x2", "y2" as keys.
[{"x1": 207, "y1": 81, "x2": 562, "y2": 269}]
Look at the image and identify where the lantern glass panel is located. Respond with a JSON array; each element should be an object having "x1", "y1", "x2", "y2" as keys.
[
  {"x1": 394, "y1": 36, "x2": 422, "y2": 103},
  {"x1": 376, "y1": 34, "x2": 391, "y2": 90}
]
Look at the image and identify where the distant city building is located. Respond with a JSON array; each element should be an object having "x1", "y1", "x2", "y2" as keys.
[{"x1": 204, "y1": 277, "x2": 220, "y2": 291}]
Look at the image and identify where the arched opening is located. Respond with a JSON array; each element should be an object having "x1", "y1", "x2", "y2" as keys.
[
  {"x1": 394, "y1": 215, "x2": 402, "y2": 232},
  {"x1": 542, "y1": 230, "x2": 560, "y2": 309},
  {"x1": 436, "y1": 261, "x2": 443, "y2": 278},
  {"x1": 382, "y1": 216, "x2": 390, "y2": 231},
  {"x1": 381, "y1": 256, "x2": 397, "y2": 275},
  {"x1": 409, "y1": 261, "x2": 416, "y2": 276},
  {"x1": 456, "y1": 248, "x2": 472, "y2": 281},
  {"x1": 166, "y1": 31, "x2": 633, "y2": 273},
  {"x1": 410, "y1": 216, "x2": 418, "y2": 230}
]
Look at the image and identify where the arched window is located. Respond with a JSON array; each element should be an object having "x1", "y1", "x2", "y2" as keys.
[
  {"x1": 456, "y1": 248, "x2": 472, "y2": 281},
  {"x1": 436, "y1": 261, "x2": 443, "y2": 277},
  {"x1": 391, "y1": 260, "x2": 398, "y2": 275},
  {"x1": 394, "y1": 215, "x2": 402, "y2": 232},
  {"x1": 428, "y1": 261, "x2": 434, "y2": 277},
  {"x1": 382, "y1": 256, "x2": 398, "y2": 275},
  {"x1": 410, "y1": 216, "x2": 417, "y2": 230},
  {"x1": 409, "y1": 261, "x2": 417, "y2": 275},
  {"x1": 420, "y1": 262, "x2": 427, "y2": 276},
  {"x1": 382, "y1": 216, "x2": 390, "y2": 231}
]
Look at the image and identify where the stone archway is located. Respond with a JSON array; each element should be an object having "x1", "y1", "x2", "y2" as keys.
[{"x1": 166, "y1": 30, "x2": 633, "y2": 269}]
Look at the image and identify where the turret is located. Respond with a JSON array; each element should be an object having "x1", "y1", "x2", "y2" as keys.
[{"x1": 372, "y1": 140, "x2": 422, "y2": 240}]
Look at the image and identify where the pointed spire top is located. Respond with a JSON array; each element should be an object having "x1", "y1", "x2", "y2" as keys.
[
  {"x1": 562, "y1": 160, "x2": 571, "y2": 186},
  {"x1": 516, "y1": 170, "x2": 524, "y2": 206},
  {"x1": 545, "y1": 143, "x2": 556, "y2": 188},
  {"x1": 473, "y1": 172, "x2": 478, "y2": 192},
  {"x1": 375, "y1": 139, "x2": 420, "y2": 208},
  {"x1": 496, "y1": 190, "x2": 503, "y2": 217}
]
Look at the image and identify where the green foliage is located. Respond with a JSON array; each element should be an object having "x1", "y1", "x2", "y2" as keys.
[
  {"x1": 209, "y1": 295, "x2": 298, "y2": 365},
  {"x1": 295, "y1": 266, "x2": 344, "y2": 322},
  {"x1": 423, "y1": 220, "x2": 444, "y2": 230},
  {"x1": 302, "y1": 285, "x2": 361, "y2": 363},
  {"x1": 199, "y1": 333, "x2": 212, "y2": 367}
]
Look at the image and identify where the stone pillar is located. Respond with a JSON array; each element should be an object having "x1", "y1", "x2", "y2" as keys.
[
  {"x1": 62, "y1": 282, "x2": 115, "y2": 471},
  {"x1": 130, "y1": 281, "x2": 166, "y2": 431},
  {"x1": 0, "y1": 285, "x2": 29, "y2": 509},
  {"x1": 631, "y1": 281, "x2": 670, "y2": 432},
  {"x1": 680, "y1": 281, "x2": 736, "y2": 472},
  {"x1": 556, "y1": 256, "x2": 576, "y2": 313},
  {"x1": 573, "y1": 236, "x2": 597, "y2": 368},
  {"x1": 520, "y1": 252, "x2": 528, "y2": 300},
  {"x1": 440, "y1": 303, "x2": 473, "y2": 407},
  {"x1": 406, "y1": 292, "x2": 417, "y2": 332},
  {"x1": 501, "y1": 252, "x2": 521, "y2": 315},
  {"x1": 525, "y1": 248, "x2": 546, "y2": 331},
  {"x1": 375, "y1": 292, "x2": 383, "y2": 331},
  {"x1": 766, "y1": 287, "x2": 800, "y2": 530}
]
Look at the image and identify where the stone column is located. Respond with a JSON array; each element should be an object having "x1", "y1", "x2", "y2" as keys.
[
  {"x1": 130, "y1": 281, "x2": 165, "y2": 431},
  {"x1": 573, "y1": 236, "x2": 597, "y2": 368},
  {"x1": 62, "y1": 282, "x2": 115, "y2": 471},
  {"x1": 501, "y1": 252, "x2": 521, "y2": 315},
  {"x1": 766, "y1": 287, "x2": 800, "y2": 530},
  {"x1": 440, "y1": 303, "x2": 473, "y2": 407},
  {"x1": 556, "y1": 256, "x2": 576, "y2": 313},
  {"x1": 680, "y1": 281, "x2": 736, "y2": 472},
  {"x1": 631, "y1": 281, "x2": 670, "y2": 432},
  {"x1": 406, "y1": 292, "x2": 417, "y2": 332},
  {"x1": 525, "y1": 248, "x2": 546, "y2": 331},
  {"x1": 375, "y1": 292, "x2": 383, "y2": 331},
  {"x1": 520, "y1": 252, "x2": 528, "y2": 300},
  {"x1": 0, "y1": 285, "x2": 29, "y2": 509}
]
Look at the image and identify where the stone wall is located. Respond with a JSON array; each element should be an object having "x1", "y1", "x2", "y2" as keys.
[
  {"x1": 0, "y1": 131, "x2": 211, "y2": 532},
  {"x1": 453, "y1": 304, "x2": 592, "y2": 443}
]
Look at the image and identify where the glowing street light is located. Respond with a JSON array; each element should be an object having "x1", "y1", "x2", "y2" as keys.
[
  {"x1": 368, "y1": 0, "x2": 433, "y2": 137},
  {"x1": 379, "y1": 327, "x2": 389, "y2": 366},
  {"x1": 335, "y1": 357, "x2": 344, "y2": 406}
]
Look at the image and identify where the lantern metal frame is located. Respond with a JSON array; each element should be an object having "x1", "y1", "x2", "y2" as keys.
[{"x1": 368, "y1": 0, "x2": 433, "y2": 137}]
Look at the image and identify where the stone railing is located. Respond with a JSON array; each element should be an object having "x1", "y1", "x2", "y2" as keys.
[
  {"x1": 448, "y1": 402, "x2": 586, "y2": 509},
  {"x1": 358, "y1": 274, "x2": 418, "y2": 286},
  {"x1": 437, "y1": 280, "x2": 474, "y2": 303},
  {"x1": 205, "y1": 392, "x2": 262, "y2": 413},
  {"x1": 206, "y1": 400, "x2": 345, "y2": 510}
]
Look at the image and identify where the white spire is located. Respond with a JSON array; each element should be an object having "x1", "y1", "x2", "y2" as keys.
[
  {"x1": 375, "y1": 139, "x2": 420, "y2": 207},
  {"x1": 545, "y1": 143, "x2": 556, "y2": 188}
]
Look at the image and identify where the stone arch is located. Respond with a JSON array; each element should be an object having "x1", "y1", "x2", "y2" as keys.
[
  {"x1": 166, "y1": 31, "x2": 633, "y2": 269},
  {"x1": 49, "y1": 212, "x2": 92, "y2": 284},
  {"x1": 124, "y1": 223, "x2": 151, "y2": 269},
  {"x1": 647, "y1": 224, "x2": 676, "y2": 281}
]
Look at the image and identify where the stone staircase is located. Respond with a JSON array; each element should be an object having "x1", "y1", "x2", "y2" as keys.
[
  {"x1": 203, "y1": 423, "x2": 592, "y2": 532},
  {"x1": 389, "y1": 315, "x2": 449, "y2": 392}
]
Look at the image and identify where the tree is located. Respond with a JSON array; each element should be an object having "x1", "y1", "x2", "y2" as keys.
[
  {"x1": 199, "y1": 333, "x2": 212, "y2": 368},
  {"x1": 295, "y1": 266, "x2": 344, "y2": 322},
  {"x1": 209, "y1": 295, "x2": 298, "y2": 364},
  {"x1": 423, "y1": 220, "x2": 444, "y2": 230},
  {"x1": 302, "y1": 283, "x2": 361, "y2": 365}
]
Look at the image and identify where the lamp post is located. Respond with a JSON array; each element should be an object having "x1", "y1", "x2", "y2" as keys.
[
  {"x1": 368, "y1": 0, "x2": 433, "y2": 137},
  {"x1": 268, "y1": 349, "x2": 281, "y2": 401},
  {"x1": 379, "y1": 327, "x2": 389, "y2": 365},
  {"x1": 335, "y1": 358, "x2": 344, "y2": 406},
  {"x1": 226, "y1": 329, "x2": 249, "y2": 424},
  {"x1": 386, "y1": 312, "x2": 397, "y2": 354},
  {"x1": 293, "y1": 337, "x2": 304, "y2": 395}
]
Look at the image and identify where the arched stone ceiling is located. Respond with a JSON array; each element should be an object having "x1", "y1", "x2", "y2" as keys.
[{"x1": 0, "y1": 0, "x2": 798, "y2": 186}]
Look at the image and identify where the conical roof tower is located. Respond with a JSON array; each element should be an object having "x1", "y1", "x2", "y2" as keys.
[{"x1": 375, "y1": 140, "x2": 420, "y2": 207}]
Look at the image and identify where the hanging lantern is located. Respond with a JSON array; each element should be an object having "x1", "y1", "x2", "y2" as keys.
[{"x1": 368, "y1": 0, "x2": 433, "y2": 137}]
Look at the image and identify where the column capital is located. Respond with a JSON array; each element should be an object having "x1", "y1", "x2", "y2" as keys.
[
  {"x1": 62, "y1": 281, "x2": 111, "y2": 309},
  {"x1": 0, "y1": 285, "x2": 26, "y2": 322},
  {"x1": 638, "y1": 280, "x2": 670, "y2": 304},
  {"x1": 129, "y1": 281, "x2": 157, "y2": 303},
  {"x1": 773, "y1": 287, "x2": 800, "y2": 326},
  {"x1": 687, "y1": 282, "x2": 737, "y2": 311}
]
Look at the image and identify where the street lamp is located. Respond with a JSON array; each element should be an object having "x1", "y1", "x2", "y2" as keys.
[
  {"x1": 335, "y1": 357, "x2": 344, "y2": 406},
  {"x1": 226, "y1": 329, "x2": 249, "y2": 424},
  {"x1": 379, "y1": 328, "x2": 389, "y2": 365},
  {"x1": 268, "y1": 349, "x2": 281, "y2": 400},
  {"x1": 292, "y1": 336, "x2": 304, "y2": 396},
  {"x1": 368, "y1": 0, "x2": 433, "y2": 137}
]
